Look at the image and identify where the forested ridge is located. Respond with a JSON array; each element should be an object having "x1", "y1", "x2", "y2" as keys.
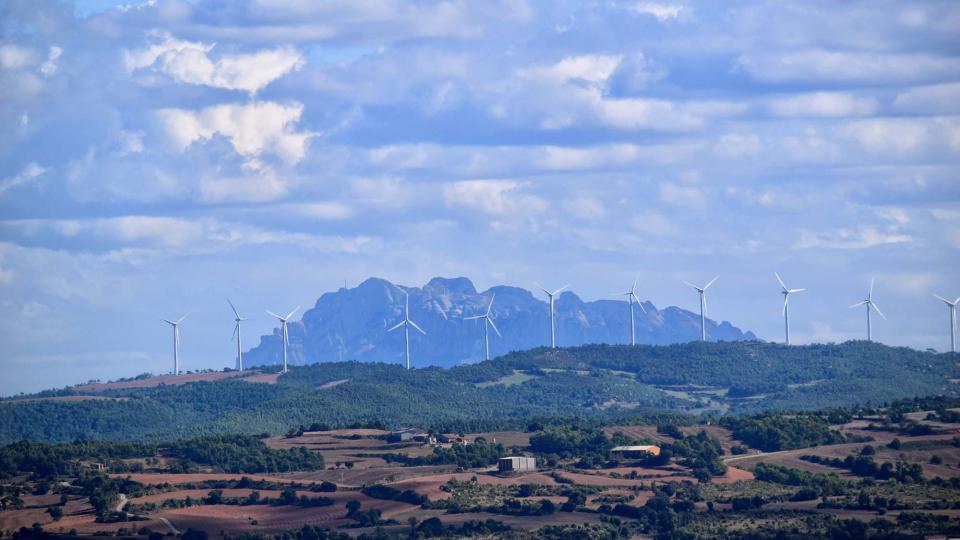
[{"x1": 1, "y1": 341, "x2": 956, "y2": 443}]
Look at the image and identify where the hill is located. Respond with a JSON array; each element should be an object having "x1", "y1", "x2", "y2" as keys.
[
  {"x1": 243, "y1": 276, "x2": 756, "y2": 368},
  {"x1": 0, "y1": 341, "x2": 957, "y2": 443}
]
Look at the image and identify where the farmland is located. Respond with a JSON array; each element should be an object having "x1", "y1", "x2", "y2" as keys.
[{"x1": 3, "y1": 397, "x2": 960, "y2": 539}]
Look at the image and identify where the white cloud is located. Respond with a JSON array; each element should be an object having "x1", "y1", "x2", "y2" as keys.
[
  {"x1": 633, "y1": 2, "x2": 684, "y2": 21},
  {"x1": 794, "y1": 227, "x2": 912, "y2": 249},
  {"x1": 198, "y1": 168, "x2": 291, "y2": 203},
  {"x1": 737, "y1": 49, "x2": 960, "y2": 84},
  {"x1": 566, "y1": 197, "x2": 606, "y2": 220},
  {"x1": 0, "y1": 45, "x2": 33, "y2": 70},
  {"x1": 157, "y1": 102, "x2": 312, "y2": 165},
  {"x1": 521, "y1": 54, "x2": 623, "y2": 85},
  {"x1": 766, "y1": 92, "x2": 878, "y2": 118},
  {"x1": 39, "y1": 46, "x2": 62, "y2": 76},
  {"x1": 3, "y1": 216, "x2": 374, "y2": 254},
  {"x1": 714, "y1": 133, "x2": 760, "y2": 157},
  {"x1": 840, "y1": 118, "x2": 959, "y2": 156},
  {"x1": 126, "y1": 33, "x2": 304, "y2": 95},
  {"x1": 0, "y1": 163, "x2": 46, "y2": 196},
  {"x1": 893, "y1": 82, "x2": 960, "y2": 114},
  {"x1": 443, "y1": 179, "x2": 545, "y2": 216},
  {"x1": 659, "y1": 182, "x2": 706, "y2": 208}
]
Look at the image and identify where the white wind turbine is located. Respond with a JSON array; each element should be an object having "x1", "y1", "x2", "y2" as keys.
[
  {"x1": 465, "y1": 294, "x2": 501, "y2": 361},
  {"x1": 228, "y1": 299, "x2": 247, "y2": 370},
  {"x1": 162, "y1": 314, "x2": 187, "y2": 376},
  {"x1": 933, "y1": 294, "x2": 960, "y2": 353},
  {"x1": 388, "y1": 289, "x2": 426, "y2": 369},
  {"x1": 775, "y1": 273, "x2": 806, "y2": 346},
  {"x1": 535, "y1": 283, "x2": 569, "y2": 348},
  {"x1": 849, "y1": 277, "x2": 885, "y2": 342},
  {"x1": 266, "y1": 306, "x2": 300, "y2": 373},
  {"x1": 684, "y1": 276, "x2": 719, "y2": 341},
  {"x1": 621, "y1": 276, "x2": 646, "y2": 346}
]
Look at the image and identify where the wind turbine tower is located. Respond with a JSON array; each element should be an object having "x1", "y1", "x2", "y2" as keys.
[
  {"x1": 465, "y1": 294, "x2": 501, "y2": 361},
  {"x1": 228, "y1": 299, "x2": 247, "y2": 370},
  {"x1": 267, "y1": 306, "x2": 300, "y2": 373},
  {"x1": 388, "y1": 289, "x2": 426, "y2": 369},
  {"x1": 162, "y1": 315, "x2": 187, "y2": 375},
  {"x1": 684, "y1": 276, "x2": 719, "y2": 341},
  {"x1": 775, "y1": 273, "x2": 806, "y2": 345},
  {"x1": 849, "y1": 277, "x2": 885, "y2": 341},
  {"x1": 934, "y1": 294, "x2": 960, "y2": 353},
  {"x1": 536, "y1": 283, "x2": 569, "y2": 348},
  {"x1": 621, "y1": 276, "x2": 646, "y2": 346}
]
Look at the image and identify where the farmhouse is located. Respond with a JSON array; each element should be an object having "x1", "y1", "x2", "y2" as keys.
[
  {"x1": 498, "y1": 456, "x2": 536, "y2": 473},
  {"x1": 388, "y1": 428, "x2": 429, "y2": 443},
  {"x1": 610, "y1": 445, "x2": 661, "y2": 460}
]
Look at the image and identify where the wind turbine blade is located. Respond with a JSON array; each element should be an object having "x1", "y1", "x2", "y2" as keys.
[
  {"x1": 408, "y1": 320, "x2": 426, "y2": 335},
  {"x1": 849, "y1": 301, "x2": 868, "y2": 308},
  {"x1": 682, "y1": 280, "x2": 699, "y2": 290},
  {"x1": 869, "y1": 277, "x2": 875, "y2": 300},
  {"x1": 955, "y1": 296, "x2": 960, "y2": 306},
  {"x1": 464, "y1": 315, "x2": 485, "y2": 320},
  {"x1": 782, "y1": 295, "x2": 789, "y2": 317},
  {"x1": 163, "y1": 319, "x2": 175, "y2": 326},
  {"x1": 632, "y1": 275, "x2": 639, "y2": 293},
  {"x1": 285, "y1": 306, "x2": 300, "y2": 320},
  {"x1": 774, "y1": 272, "x2": 787, "y2": 291},
  {"x1": 633, "y1": 293, "x2": 647, "y2": 313},
  {"x1": 703, "y1": 276, "x2": 720, "y2": 290},
  {"x1": 488, "y1": 318, "x2": 501, "y2": 337},
  {"x1": 231, "y1": 322, "x2": 239, "y2": 341},
  {"x1": 227, "y1": 299, "x2": 240, "y2": 318},
  {"x1": 387, "y1": 320, "x2": 405, "y2": 332},
  {"x1": 486, "y1": 294, "x2": 495, "y2": 316},
  {"x1": 533, "y1": 282, "x2": 550, "y2": 296},
  {"x1": 871, "y1": 302, "x2": 887, "y2": 320},
  {"x1": 789, "y1": 288, "x2": 806, "y2": 293},
  {"x1": 175, "y1": 314, "x2": 188, "y2": 324},
  {"x1": 702, "y1": 293, "x2": 709, "y2": 317},
  {"x1": 266, "y1": 310, "x2": 283, "y2": 320},
  {"x1": 934, "y1": 294, "x2": 950, "y2": 304},
  {"x1": 552, "y1": 284, "x2": 570, "y2": 295}
]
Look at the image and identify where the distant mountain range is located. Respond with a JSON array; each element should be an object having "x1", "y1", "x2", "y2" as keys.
[{"x1": 244, "y1": 277, "x2": 756, "y2": 368}]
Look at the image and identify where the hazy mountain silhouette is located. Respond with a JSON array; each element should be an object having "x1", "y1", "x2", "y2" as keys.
[{"x1": 244, "y1": 276, "x2": 757, "y2": 368}]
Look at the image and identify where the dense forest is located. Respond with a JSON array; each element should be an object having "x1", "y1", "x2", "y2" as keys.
[{"x1": 1, "y1": 341, "x2": 956, "y2": 443}]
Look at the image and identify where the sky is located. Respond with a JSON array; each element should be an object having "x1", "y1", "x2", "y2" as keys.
[{"x1": 1, "y1": 0, "x2": 958, "y2": 395}]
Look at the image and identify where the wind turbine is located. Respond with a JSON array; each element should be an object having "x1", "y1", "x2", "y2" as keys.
[
  {"x1": 465, "y1": 294, "x2": 501, "y2": 361},
  {"x1": 933, "y1": 294, "x2": 960, "y2": 353},
  {"x1": 266, "y1": 306, "x2": 300, "y2": 373},
  {"x1": 388, "y1": 289, "x2": 425, "y2": 369},
  {"x1": 621, "y1": 276, "x2": 646, "y2": 346},
  {"x1": 162, "y1": 315, "x2": 187, "y2": 375},
  {"x1": 535, "y1": 283, "x2": 569, "y2": 348},
  {"x1": 849, "y1": 277, "x2": 885, "y2": 341},
  {"x1": 228, "y1": 299, "x2": 247, "y2": 370},
  {"x1": 683, "y1": 276, "x2": 719, "y2": 341},
  {"x1": 775, "y1": 273, "x2": 806, "y2": 346}
]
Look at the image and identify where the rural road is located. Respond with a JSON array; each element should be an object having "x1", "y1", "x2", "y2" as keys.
[
  {"x1": 114, "y1": 494, "x2": 127, "y2": 513},
  {"x1": 158, "y1": 517, "x2": 181, "y2": 535},
  {"x1": 723, "y1": 450, "x2": 791, "y2": 464}
]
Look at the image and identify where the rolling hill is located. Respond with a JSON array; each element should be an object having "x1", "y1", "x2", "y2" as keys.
[{"x1": 1, "y1": 341, "x2": 957, "y2": 443}]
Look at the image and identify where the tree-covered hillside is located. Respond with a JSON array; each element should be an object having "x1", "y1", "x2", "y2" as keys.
[{"x1": 1, "y1": 341, "x2": 956, "y2": 443}]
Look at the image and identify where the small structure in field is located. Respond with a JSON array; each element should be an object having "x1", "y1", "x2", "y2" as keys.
[
  {"x1": 388, "y1": 428, "x2": 428, "y2": 443},
  {"x1": 498, "y1": 456, "x2": 536, "y2": 473},
  {"x1": 611, "y1": 445, "x2": 661, "y2": 460}
]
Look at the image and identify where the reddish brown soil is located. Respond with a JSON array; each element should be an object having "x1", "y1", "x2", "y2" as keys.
[
  {"x1": 241, "y1": 373, "x2": 280, "y2": 384},
  {"x1": 112, "y1": 473, "x2": 313, "y2": 486},
  {"x1": 713, "y1": 466, "x2": 755, "y2": 484},
  {"x1": 1, "y1": 395, "x2": 127, "y2": 405},
  {"x1": 76, "y1": 371, "x2": 250, "y2": 391}
]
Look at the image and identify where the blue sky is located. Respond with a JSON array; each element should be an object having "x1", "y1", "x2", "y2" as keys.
[{"x1": 1, "y1": 0, "x2": 958, "y2": 395}]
